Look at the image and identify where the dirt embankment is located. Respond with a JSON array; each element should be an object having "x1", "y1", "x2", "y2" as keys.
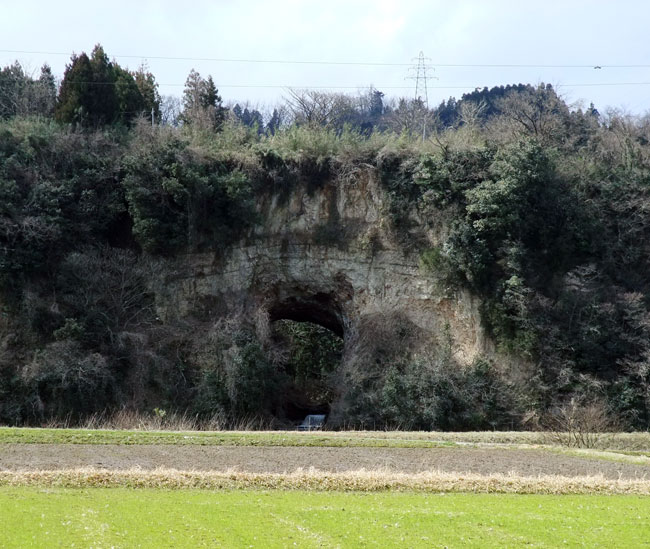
[{"x1": 1, "y1": 444, "x2": 649, "y2": 480}]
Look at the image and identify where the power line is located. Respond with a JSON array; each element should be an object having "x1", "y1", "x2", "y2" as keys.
[
  {"x1": 49, "y1": 81, "x2": 650, "y2": 90},
  {"x1": 2, "y1": 49, "x2": 650, "y2": 69},
  {"x1": 560, "y1": 82, "x2": 650, "y2": 87}
]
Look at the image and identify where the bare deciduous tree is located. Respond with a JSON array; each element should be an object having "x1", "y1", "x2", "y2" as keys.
[
  {"x1": 284, "y1": 89, "x2": 356, "y2": 128},
  {"x1": 383, "y1": 98, "x2": 434, "y2": 138},
  {"x1": 160, "y1": 95, "x2": 182, "y2": 126},
  {"x1": 491, "y1": 84, "x2": 570, "y2": 143}
]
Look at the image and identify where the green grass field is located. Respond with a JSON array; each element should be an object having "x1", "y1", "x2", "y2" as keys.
[
  {"x1": 2, "y1": 426, "x2": 649, "y2": 451},
  {"x1": 0, "y1": 427, "x2": 453, "y2": 447},
  {"x1": 3, "y1": 427, "x2": 649, "y2": 546},
  {"x1": 2, "y1": 487, "x2": 648, "y2": 548}
]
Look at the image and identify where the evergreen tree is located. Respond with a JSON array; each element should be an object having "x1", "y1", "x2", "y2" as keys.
[
  {"x1": 369, "y1": 90, "x2": 384, "y2": 120},
  {"x1": 244, "y1": 108, "x2": 263, "y2": 132},
  {"x1": 55, "y1": 52, "x2": 94, "y2": 125},
  {"x1": 266, "y1": 108, "x2": 281, "y2": 135},
  {"x1": 55, "y1": 44, "x2": 147, "y2": 127},
  {"x1": 35, "y1": 64, "x2": 57, "y2": 116},
  {"x1": 233, "y1": 104, "x2": 264, "y2": 133},
  {"x1": 181, "y1": 70, "x2": 225, "y2": 130},
  {"x1": 587, "y1": 102, "x2": 600, "y2": 119},
  {"x1": 202, "y1": 76, "x2": 219, "y2": 109},
  {"x1": 0, "y1": 62, "x2": 28, "y2": 118},
  {"x1": 182, "y1": 69, "x2": 204, "y2": 114},
  {"x1": 133, "y1": 64, "x2": 161, "y2": 122},
  {"x1": 114, "y1": 65, "x2": 145, "y2": 124},
  {"x1": 0, "y1": 61, "x2": 57, "y2": 118},
  {"x1": 86, "y1": 44, "x2": 118, "y2": 125}
]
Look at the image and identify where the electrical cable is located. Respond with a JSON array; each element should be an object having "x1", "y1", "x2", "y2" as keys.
[
  {"x1": 1, "y1": 49, "x2": 649, "y2": 69},
  {"x1": 46, "y1": 81, "x2": 650, "y2": 89}
]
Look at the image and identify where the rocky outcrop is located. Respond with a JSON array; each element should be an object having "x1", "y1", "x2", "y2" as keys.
[{"x1": 152, "y1": 169, "x2": 491, "y2": 366}]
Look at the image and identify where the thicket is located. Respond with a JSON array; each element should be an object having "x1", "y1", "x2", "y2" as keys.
[
  {"x1": 2, "y1": 48, "x2": 650, "y2": 429},
  {"x1": 378, "y1": 96, "x2": 650, "y2": 429}
]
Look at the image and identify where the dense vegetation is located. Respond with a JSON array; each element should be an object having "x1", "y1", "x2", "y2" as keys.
[{"x1": 1, "y1": 45, "x2": 650, "y2": 430}]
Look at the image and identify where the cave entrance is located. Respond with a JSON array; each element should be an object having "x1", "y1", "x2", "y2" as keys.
[{"x1": 270, "y1": 318, "x2": 343, "y2": 422}]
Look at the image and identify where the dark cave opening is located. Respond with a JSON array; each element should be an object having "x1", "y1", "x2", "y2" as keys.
[
  {"x1": 272, "y1": 318, "x2": 343, "y2": 421},
  {"x1": 268, "y1": 292, "x2": 345, "y2": 338},
  {"x1": 266, "y1": 291, "x2": 346, "y2": 422}
]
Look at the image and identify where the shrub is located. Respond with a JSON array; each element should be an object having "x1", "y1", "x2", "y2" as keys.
[
  {"x1": 190, "y1": 318, "x2": 284, "y2": 419},
  {"x1": 541, "y1": 397, "x2": 624, "y2": 448},
  {"x1": 0, "y1": 118, "x2": 125, "y2": 292},
  {"x1": 123, "y1": 128, "x2": 257, "y2": 254},
  {"x1": 378, "y1": 356, "x2": 519, "y2": 430},
  {"x1": 22, "y1": 340, "x2": 115, "y2": 420}
]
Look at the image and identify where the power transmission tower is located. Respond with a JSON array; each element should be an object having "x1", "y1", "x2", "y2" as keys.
[
  {"x1": 405, "y1": 52, "x2": 437, "y2": 141},
  {"x1": 406, "y1": 51, "x2": 436, "y2": 107}
]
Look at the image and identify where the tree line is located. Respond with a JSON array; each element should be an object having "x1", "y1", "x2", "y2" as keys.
[{"x1": 1, "y1": 43, "x2": 603, "y2": 140}]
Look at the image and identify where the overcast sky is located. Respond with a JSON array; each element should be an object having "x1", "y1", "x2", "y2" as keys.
[{"x1": 2, "y1": 0, "x2": 650, "y2": 114}]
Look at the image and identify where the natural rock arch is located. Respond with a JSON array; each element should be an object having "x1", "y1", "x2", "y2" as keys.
[
  {"x1": 152, "y1": 170, "x2": 488, "y2": 365},
  {"x1": 149, "y1": 169, "x2": 495, "y2": 422}
]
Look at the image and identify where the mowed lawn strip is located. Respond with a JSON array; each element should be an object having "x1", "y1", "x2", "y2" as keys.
[
  {"x1": 0, "y1": 427, "x2": 457, "y2": 447},
  {"x1": 1, "y1": 487, "x2": 648, "y2": 548},
  {"x1": 1, "y1": 427, "x2": 649, "y2": 451}
]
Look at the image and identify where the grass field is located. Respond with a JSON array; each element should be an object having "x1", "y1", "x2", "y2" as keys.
[
  {"x1": 2, "y1": 487, "x2": 649, "y2": 548},
  {"x1": 2, "y1": 426, "x2": 649, "y2": 451},
  {"x1": 2, "y1": 427, "x2": 649, "y2": 546},
  {"x1": 0, "y1": 427, "x2": 453, "y2": 448}
]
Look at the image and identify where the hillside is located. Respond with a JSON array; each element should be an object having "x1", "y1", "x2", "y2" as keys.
[{"x1": 2, "y1": 55, "x2": 650, "y2": 429}]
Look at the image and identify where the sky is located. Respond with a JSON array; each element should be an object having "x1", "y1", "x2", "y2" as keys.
[{"x1": 2, "y1": 0, "x2": 650, "y2": 115}]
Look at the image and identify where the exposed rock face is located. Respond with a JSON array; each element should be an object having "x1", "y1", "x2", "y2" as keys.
[{"x1": 152, "y1": 169, "x2": 491, "y2": 367}]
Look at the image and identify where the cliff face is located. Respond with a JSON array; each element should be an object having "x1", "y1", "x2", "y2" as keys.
[{"x1": 152, "y1": 169, "x2": 491, "y2": 367}]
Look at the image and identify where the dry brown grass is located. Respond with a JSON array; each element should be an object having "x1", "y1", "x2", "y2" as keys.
[
  {"x1": 43, "y1": 409, "x2": 273, "y2": 431},
  {"x1": 2, "y1": 467, "x2": 649, "y2": 495}
]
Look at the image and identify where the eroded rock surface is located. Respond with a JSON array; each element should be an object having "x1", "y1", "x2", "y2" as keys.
[{"x1": 152, "y1": 170, "x2": 490, "y2": 366}]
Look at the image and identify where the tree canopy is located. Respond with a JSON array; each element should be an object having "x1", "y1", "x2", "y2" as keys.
[{"x1": 55, "y1": 44, "x2": 160, "y2": 127}]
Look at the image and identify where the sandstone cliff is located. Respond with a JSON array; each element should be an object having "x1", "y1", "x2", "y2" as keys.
[{"x1": 152, "y1": 168, "x2": 492, "y2": 368}]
